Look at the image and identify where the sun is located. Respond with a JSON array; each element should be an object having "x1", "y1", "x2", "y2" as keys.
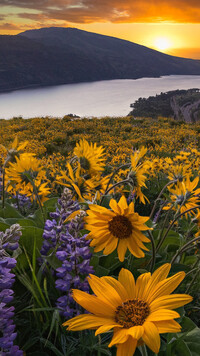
[{"x1": 154, "y1": 37, "x2": 172, "y2": 51}]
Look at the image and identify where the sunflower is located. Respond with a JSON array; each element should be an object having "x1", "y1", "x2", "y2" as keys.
[
  {"x1": 57, "y1": 162, "x2": 96, "y2": 202},
  {"x1": 85, "y1": 196, "x2": 151, "y2": 261},
  {"x1": 5, "y1": 153, "x2": 49, "y2": 202},
  {"x1": 163, "y1": 176, "x2": 200, "y2": 217},
  {"x1": 64, "y1": 264, "x2": 192, "y2": 356},
  {"x1": 73, "y1": 139, "x2": 105, "y2": 175},
  {"x1": 5, "y1": 153, "x2": 46, "y2": 185},
  {"x1": 167, "y1": 164, "x2": 191, "y2": 182},
  {"x1": 129, "y1": 147, "x2": 150, "y2": 204},
  {"x1": 1, "y1": 136, "x2": 28, "y2": 166}
]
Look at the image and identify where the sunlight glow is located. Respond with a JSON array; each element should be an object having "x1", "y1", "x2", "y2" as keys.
[{"x1": 154, "y1": 37, "x2": 172, "y2": 51}]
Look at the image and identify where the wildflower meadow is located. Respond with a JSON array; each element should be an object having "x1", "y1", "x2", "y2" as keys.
[{"x1": 1, "y1": 115, "x2": 200, "y2": 356}]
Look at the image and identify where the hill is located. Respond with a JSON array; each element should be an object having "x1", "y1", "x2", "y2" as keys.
[
  {"x1": 129, "y1": 88, "x2": 200, "y2": 122},
  {"x1": 0, "y1": 27, "x2": 200, "y2": 92}
]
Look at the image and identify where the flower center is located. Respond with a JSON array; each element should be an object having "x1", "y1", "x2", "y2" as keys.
[
  {"x1": 108, "y1": 215, "x2": 133, "y2": 239},
  {"x1": 79, "y1": 157, "x2": 90, "y2": 170},
  {"x1": 115, "y1": 299, "x2": 150, "y2": 328}
]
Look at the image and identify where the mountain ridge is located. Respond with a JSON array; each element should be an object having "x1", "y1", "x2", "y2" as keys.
[{"x1": 0, "y1": 27, "x2": 200, "y2": 92}]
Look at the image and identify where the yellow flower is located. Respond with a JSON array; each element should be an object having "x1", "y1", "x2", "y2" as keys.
[
  {"x1": 57, "y1": 162, "x2": 96, "y2": 201},
  {"x1": 1, "y1": 136, "x2": 28, "y2": 166},
  {"x1": 63, "y1": 264, "x2": 192, "y2": 356},
  {"x1": 85, "y1": 196, "x2": 151, "y2": 262},
  {"x1": 163, "y1": 176, "x2": 200, "y2": 217},
  {"x1": 5, "y1": 153, "x2": 46, "y2": 185},
  {"x1": 167, "y1": 164, "x2": 191, "y2": 182},
  {"x1": 73, "y1": 139, "x2": 105, "y2": 175},
  {"x1": 5, "y1": 153, "x2": 49, "y2": 203},
  {"x1": 129, "y1": 147, "x2": 149, "y2": 204},
  {"x1": 25, "y1": 181, "x2": 50, "y2": 203}
]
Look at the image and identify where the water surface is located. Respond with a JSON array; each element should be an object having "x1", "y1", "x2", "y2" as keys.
[{"x1": 1, "y1": 75, "x2": 200, "y2": 119}]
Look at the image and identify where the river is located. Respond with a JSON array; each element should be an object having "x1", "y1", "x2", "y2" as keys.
[{"x1": 1, "y1": 75, "x2": 200, "y2": 119}]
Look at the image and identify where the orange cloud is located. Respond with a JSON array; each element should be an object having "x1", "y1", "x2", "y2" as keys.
[
  {"x1": 1, "y1": 0, "x2": 200, "y2": 24},
  {"x1": 0, "y1": 22, "x2": 21, "y2": 30}
]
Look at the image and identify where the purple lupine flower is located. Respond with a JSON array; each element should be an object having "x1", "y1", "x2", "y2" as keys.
[
  {"x1": 40, "y1": 188, "x2": 80, "y2": 257},
  {"x1": 12, "y1": 193, "x2": 32, "y2": 213},
  {"x1": 40, "y1": 188, "x2": 94, "y2": 318},
  {"x1": 55, "y1": 211, "x2": 94, "y2": 318},
  {"x1": 0, "y1": 224, "x2": 23, "y2": 356}
]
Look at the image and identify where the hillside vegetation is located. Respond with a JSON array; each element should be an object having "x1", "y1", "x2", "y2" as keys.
[
  {"x1": 1, "y1": 27, "x2": 200, "y2": 92},
  {"x1": 129, "y1": 88, "x2": 200, "y2": 122},
  {"x1": 1, "y1": 115, "x2": 200, "y2": 163}
]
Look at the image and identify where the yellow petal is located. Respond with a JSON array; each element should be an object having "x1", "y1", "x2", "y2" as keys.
[
  {"x1": 110, "y1": 199, "x2": 121, "y2": 214},
  {"x1": 135, "y1": 272, "x2": 151, "y2": 299},
  {"x1": 95, "y1": 323, "x2": 122, "y2": 336},
  {"x1": 153, "y1": 319, "x2": 181, "y2": 333},
  {"x1": 143, "y1": 263, "x2": 171, "y2": 300},
  {"x1": 147, "y1": 272, "x2": 185, "y2": 303},
  {"x1": 103, "y1": 237, "x2": 118, "y2": 255},
  {"x1": 150, "y1": 294, "x2": 193, "y2": 312},
  {"x1": 117, "y1": 239, "x2": 128, "y2": 262},
  {"x1": 72, "y1": 289, "x2": 115, "y2": 317},
  {"x1": 12, "y1": 136, "x2": 18, "y2": 149},
  {"x1": 132, "y1": 229, "x2": 150, "y2": 242},
  {"x1": 88, "y1": 274, "x2": 122, "y2": 308},
  {"x1": 146, "y1": 309, "x2": 180, "y2": 322},
  {"x1": 71, "y1": 183, "x2": 84, "y2": 201},
  {"x1": 64, "y1": 210, "x2": 82, "y2": 223},
  {"x1": 127, "y1": 237, "x2": 145, "y2": 258},
  {"x1": 66, "y1": 162, "x2": 75, "y2": 181},
  {"x1": 118, "y1": 268, "x2": 136, "y2": 299},
  {"x1": 63, "y1": 314, "x2": 112, "y2": 331},
  {"x1": 143, "y1": 321, "x2": 160, "y2": 354},
  {"x1": 128, "y1": 325, "x2": 144, "y2": 340},
  {"x1": 109, "y1": 328, "x2": 128, "y2": 347},
  {"x1": 118, "y1": 195, "x2": 128, "y2": 213},
  {"x1": 116, "y1": 336, "x2": 137, "y2": 356},
  {"x1": 102, "y1": 276, "x2": 128, "y2": 301},
  {"x1": 89, "y1": 204, "x2": 115, "y2": 216}
]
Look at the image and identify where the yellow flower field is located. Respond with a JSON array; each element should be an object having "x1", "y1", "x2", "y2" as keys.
[{"x1": 1, "y1": 116, "x2": 200, "y2": 356}]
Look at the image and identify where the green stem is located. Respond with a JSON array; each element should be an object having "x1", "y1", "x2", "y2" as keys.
[
  {"x1": 140, "y1": 344, "x2": 148, "y2": 356},
  {"x1": 157, "y1": 205, "x2": 174, "y2": 242},
  {"x1": 156, "y1": 206, "x2": 200, "y2": 253},
  {"x1": 104, "y1": 163, "x2": 131, "y2": 192},
  {"x1": 147, "y1": 230, "x2": 156, "y2": 273},
  {"x1": 97, "y1": 335, "x2": 101, "y2": 356},
  {"x1": 100, "y1": 179, "x2": 130, "y2": 205},
  {"x1": 27, "y1": 176, "x2": 46, "y2": 223},
  {"x1": 186, "y1": 267, "x2": 200, "y2": 294},
  {"x1": 171, "y1": 236, "x2": 200, "y2": 264},
  {"x1": 149, "y1": 179, "x2": 177, "y2": 220}
]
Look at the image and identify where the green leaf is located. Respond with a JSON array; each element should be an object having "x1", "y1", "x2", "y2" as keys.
[
  {"x1": 95, "y1": 265, "x2": 110, "y2": 277},
  {"x1": 162, "y1": 233, "x2": 181, "y2": 248},
  {"x1": 169, "y1": 318, "x2": 200, "y2": 356},
  {"x1": 17, "y1": 226, "x2": 43, "y2": 268},
  {"x1": 5, "y1": 218, "x2": 37, "y2": 226},
  {"x1": 43, "y1": 197, "x2": 58, "y2": 212},
  {"x1": 101, "y1": 195, "x2": 112, "y2": 209},
  {"x1": 181, "y1": 317, "x2": 197, "y2": 333},
  {"x1": 0, "y1": 221, "x2": 10, "y2": 231},
  {"x1": 29, "y1": 208, "x2": 45, "y2": 228},
  {"x1": 172, "y1": 339, "x2": 192, "y2": 356},
  {"x1": 184, "y1": 256, "x2": 198, "y2": 265},
  {"x1": 0, "y1": 202, "x2": 23, "y2": 218},
  {"x1": 183, "y1": 327, "x2": 200, "y2": 356}
]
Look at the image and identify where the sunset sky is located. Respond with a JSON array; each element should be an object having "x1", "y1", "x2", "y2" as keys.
[{"x1": 0, "y1": 0, "x2": 200, "y2": 58}]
